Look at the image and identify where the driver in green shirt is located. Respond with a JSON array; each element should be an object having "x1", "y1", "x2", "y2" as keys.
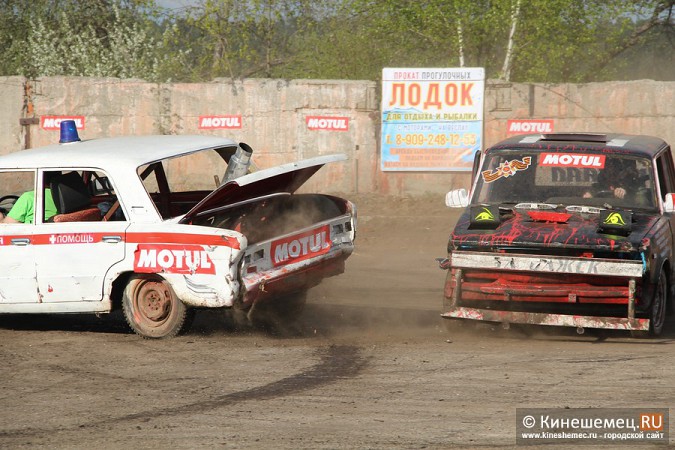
[{"x1": 0, "y1": 189, "x2": 58, "y2": 223}]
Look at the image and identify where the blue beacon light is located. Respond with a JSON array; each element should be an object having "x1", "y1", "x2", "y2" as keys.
[{"x1": 59, "y1": 119, "x2": 81, "y2": 144}]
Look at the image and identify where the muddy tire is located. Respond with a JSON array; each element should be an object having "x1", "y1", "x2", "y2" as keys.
[
  {"x1": 648, "y1": 270, "x2": 668, "y2": 336},
  {"x1": 122, "y1": 274, "x2": 192, "y2": 339},
  {"x1": 632, "y1": 270, "x2": 668, "y2": 338}
]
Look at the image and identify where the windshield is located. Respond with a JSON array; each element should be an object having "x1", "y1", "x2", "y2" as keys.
[{"x1": 473, "y1": 149, "x2": 656, "y2": 210}]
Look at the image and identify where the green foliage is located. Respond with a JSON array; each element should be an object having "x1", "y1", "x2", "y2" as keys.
[
  {"x1": 178, "y1": 0, "x2": 332, "y2": 80},
  {"x1": 0, "y1": 0, "x2": 671, "y2": 82},
  {"x1": 0, "y1": 0, "x2": 176, "y2": 81},
  {"x1": 341, "y1": 0, "x2": 674, "y2": 82}
]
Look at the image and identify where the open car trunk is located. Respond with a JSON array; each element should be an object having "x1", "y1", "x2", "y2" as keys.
[{"x1": 181, "y1": 154, "x2": 356, "y2": 309}]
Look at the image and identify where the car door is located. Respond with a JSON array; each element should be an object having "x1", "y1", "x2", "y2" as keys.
[
  {"x1": 0, "y1": 169, "x2": 40, "y2": 303},
  {"x1": 0, "y1": 223, "x2": 39, "y2": 303},
  {"x1": 33, "y1": 170, "x2": 128, "y2": 302},
  {"x1": 655, "y1": 149, "x2": 675, "y2": 286}
]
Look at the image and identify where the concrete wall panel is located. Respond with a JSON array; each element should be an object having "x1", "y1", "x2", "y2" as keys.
[
  {"x1": 0, "y1": 77, "x2": 28, "y2": 156},
  {"x1": 1, "y1": 76, "x2": 672, "y2": 197},
  {"x1": 29, "y1": 77, "x2": 160, "y2": 148}
]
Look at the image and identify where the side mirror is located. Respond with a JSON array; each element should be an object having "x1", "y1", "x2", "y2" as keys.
[
  {"x1": 664, "y1": 193, "x2": 675, "y2": 213},
  {"x1": 445, "y1": 188, "x2": 469, "y2": 208}
]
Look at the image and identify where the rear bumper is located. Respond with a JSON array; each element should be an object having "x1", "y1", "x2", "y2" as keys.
[
  {"x1": 242, "y1": 252, "x2": 350, "y2": 305},
  {"x1": 240, "y1": 213, "x2": 355, "y2": 305},
  {"x1": 442, "y1": 250, "x2": 648, "y2": 331},
  {"x1": 441, "y1": 306, "x2": 649, "y2": 331}
]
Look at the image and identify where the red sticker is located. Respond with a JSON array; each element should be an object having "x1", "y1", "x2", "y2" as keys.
[
  {"x1": 540, "y1": 153, "x2": 605, "y2": 168},
  {"x1": 305, "y1": 116, "x2": 349, "y2": 131},
  {"x1": 134, "y1": 244, "x2": 216, "y2": 275},
  {"x1": 198, "y1": 115, "x2": 242, "y2": 129},
  {"x1": 507, "y1": 119, "x2": 554, "y2": 136},
  {"x1": 271, "y1": 225, "x2": 331, "y2": 267},
  {"x1": 41, "y1": 116, "x2": 86, "y2": 130}
]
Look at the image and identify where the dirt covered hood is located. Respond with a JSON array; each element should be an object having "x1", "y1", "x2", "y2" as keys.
[
  {"x1": 451, "y1": 209, "x2": 660, "y2": 251},
  {"x1": 180, "y1": 154, "x2": 346, "y2": 223}
]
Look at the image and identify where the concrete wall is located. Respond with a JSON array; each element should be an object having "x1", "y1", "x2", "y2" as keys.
[{"x1": 1, "y1": 76, "x2": 672, "y2": 196}]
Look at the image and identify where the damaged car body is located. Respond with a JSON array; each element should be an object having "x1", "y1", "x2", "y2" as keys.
[
  {"x1": 0, "y1": 122, "x2": 355, "y2": 338},
  {"x1": 441, "y1": 133, "x2": 674, "y2": 336}
]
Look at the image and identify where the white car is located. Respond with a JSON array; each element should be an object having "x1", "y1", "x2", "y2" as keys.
[{"x1": 0, "y1": 122, "x2": 356, "y2": 338}]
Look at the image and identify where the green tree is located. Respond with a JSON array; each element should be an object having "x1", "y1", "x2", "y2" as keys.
[
  {"x1": 314, "y1": 0, "x2": 673, "y2": 82},
  {"x1": 0, "y1": 0, "x2": 176, "y2": 81},
  {"x1": 0, "y1": 0, "x2": 671, "y2": 82},
  {"x1": 582, "y1": 0, "x2": 674, "y2": 81},
  {"x1": 506, "y1": 0, "x2": 674, "y2": 82},
  {"x1": 180, "y1": 0, "x2": 330, "y2": 79}
]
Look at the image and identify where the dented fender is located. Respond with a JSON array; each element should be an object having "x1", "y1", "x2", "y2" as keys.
[{"x1": 102, "y1": 226, "x2": 246, "y2": 309}]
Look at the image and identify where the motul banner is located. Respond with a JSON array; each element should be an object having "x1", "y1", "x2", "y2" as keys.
[
  {"x1": 41, "y1": 116, "x2": 85, "y2": 130},
  {"x1": 198, "y1": 115, "x2": 242, "y2": 129},
  {"x1": 305, "y1": 116, "x2": 349, "y2": 131},
  {"x1": 507, "y1": 119, "x2": 554, "y2": 136}
]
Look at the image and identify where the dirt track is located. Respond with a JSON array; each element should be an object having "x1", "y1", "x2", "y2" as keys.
[{"x1": 0, "y1": 194, "x2": 673, "y2": 449}]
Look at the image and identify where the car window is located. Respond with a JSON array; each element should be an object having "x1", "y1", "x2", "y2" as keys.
[
  {"x1": 0, "y1": 170, "x2": 36, "y2": 223},
  {"x1": 85, "y1": 169, "x2": 126, "y2": 221},
  {"x1": 655, "y1": 150, "x2": 675, "y2": 201},
  {"x1": 139, "y1": 149, "x2": 228, "y2": 194},
  {"x1": 41, "y1": 169, "x2": 126, "y2": 222},
  {"x1": 0, "y1": 170, "x2": 34, "y2": 198},
  {"x1": 138, "y1": 148, "x2": 232, "y2": 219},
  {"x1": 473, "y1": 150, "x2": 656, "y2": 210}
]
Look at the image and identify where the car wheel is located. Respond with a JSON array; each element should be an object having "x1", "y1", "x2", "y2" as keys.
[
  {"x1": 649, "y1": 271, "x2": 668, "y2": 336},
  {"x1": 122, "y1": 274, "x2": 191, "y2": 339},
  {"x1": 632, "y1": 270, "x2": 668, "y2": 338}
]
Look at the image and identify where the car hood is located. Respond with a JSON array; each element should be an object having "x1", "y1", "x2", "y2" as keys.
[
  {"x1": 180, "y1": 154, "x2": 346, "y2": 223},
  {"x1": 450, "y1": 208, "x2": 660, "y2": 252}
]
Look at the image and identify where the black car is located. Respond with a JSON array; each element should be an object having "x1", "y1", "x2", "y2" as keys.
[{"x1": 441, "y1": 133, "x2": 674, "y2": 336}]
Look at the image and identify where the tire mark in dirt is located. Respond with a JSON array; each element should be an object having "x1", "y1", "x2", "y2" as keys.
[{"x1": 0, "y1": 344, "x2": 368, "y2": 438}]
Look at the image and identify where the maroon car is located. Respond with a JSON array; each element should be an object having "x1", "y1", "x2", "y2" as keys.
[{"x1": 441, "y1": 133, "x2": 674, "y2": 336}]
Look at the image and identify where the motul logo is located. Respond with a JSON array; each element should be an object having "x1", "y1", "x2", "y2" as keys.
[
  {"x1": 507, "y1": 119, "x2": 554, "y2": 135},
  {"x1": 41, "y1": 116, "x2": 85, "y2": 130},
  {"x1": 306, "y1": 116, "x2": 349, "y2": 131},
  {"x1": 272, "y1": 225, "x2": 331, "y2": 267},
  {"x1": 540, "y1": 153, "x2": 605, "y2": 168},
  {"x1": 134, "y1": 244, "x2": 216, "y2": 275},
  {"x1": 198, "y1": 115, "x2": 242, "y2": 129}
]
